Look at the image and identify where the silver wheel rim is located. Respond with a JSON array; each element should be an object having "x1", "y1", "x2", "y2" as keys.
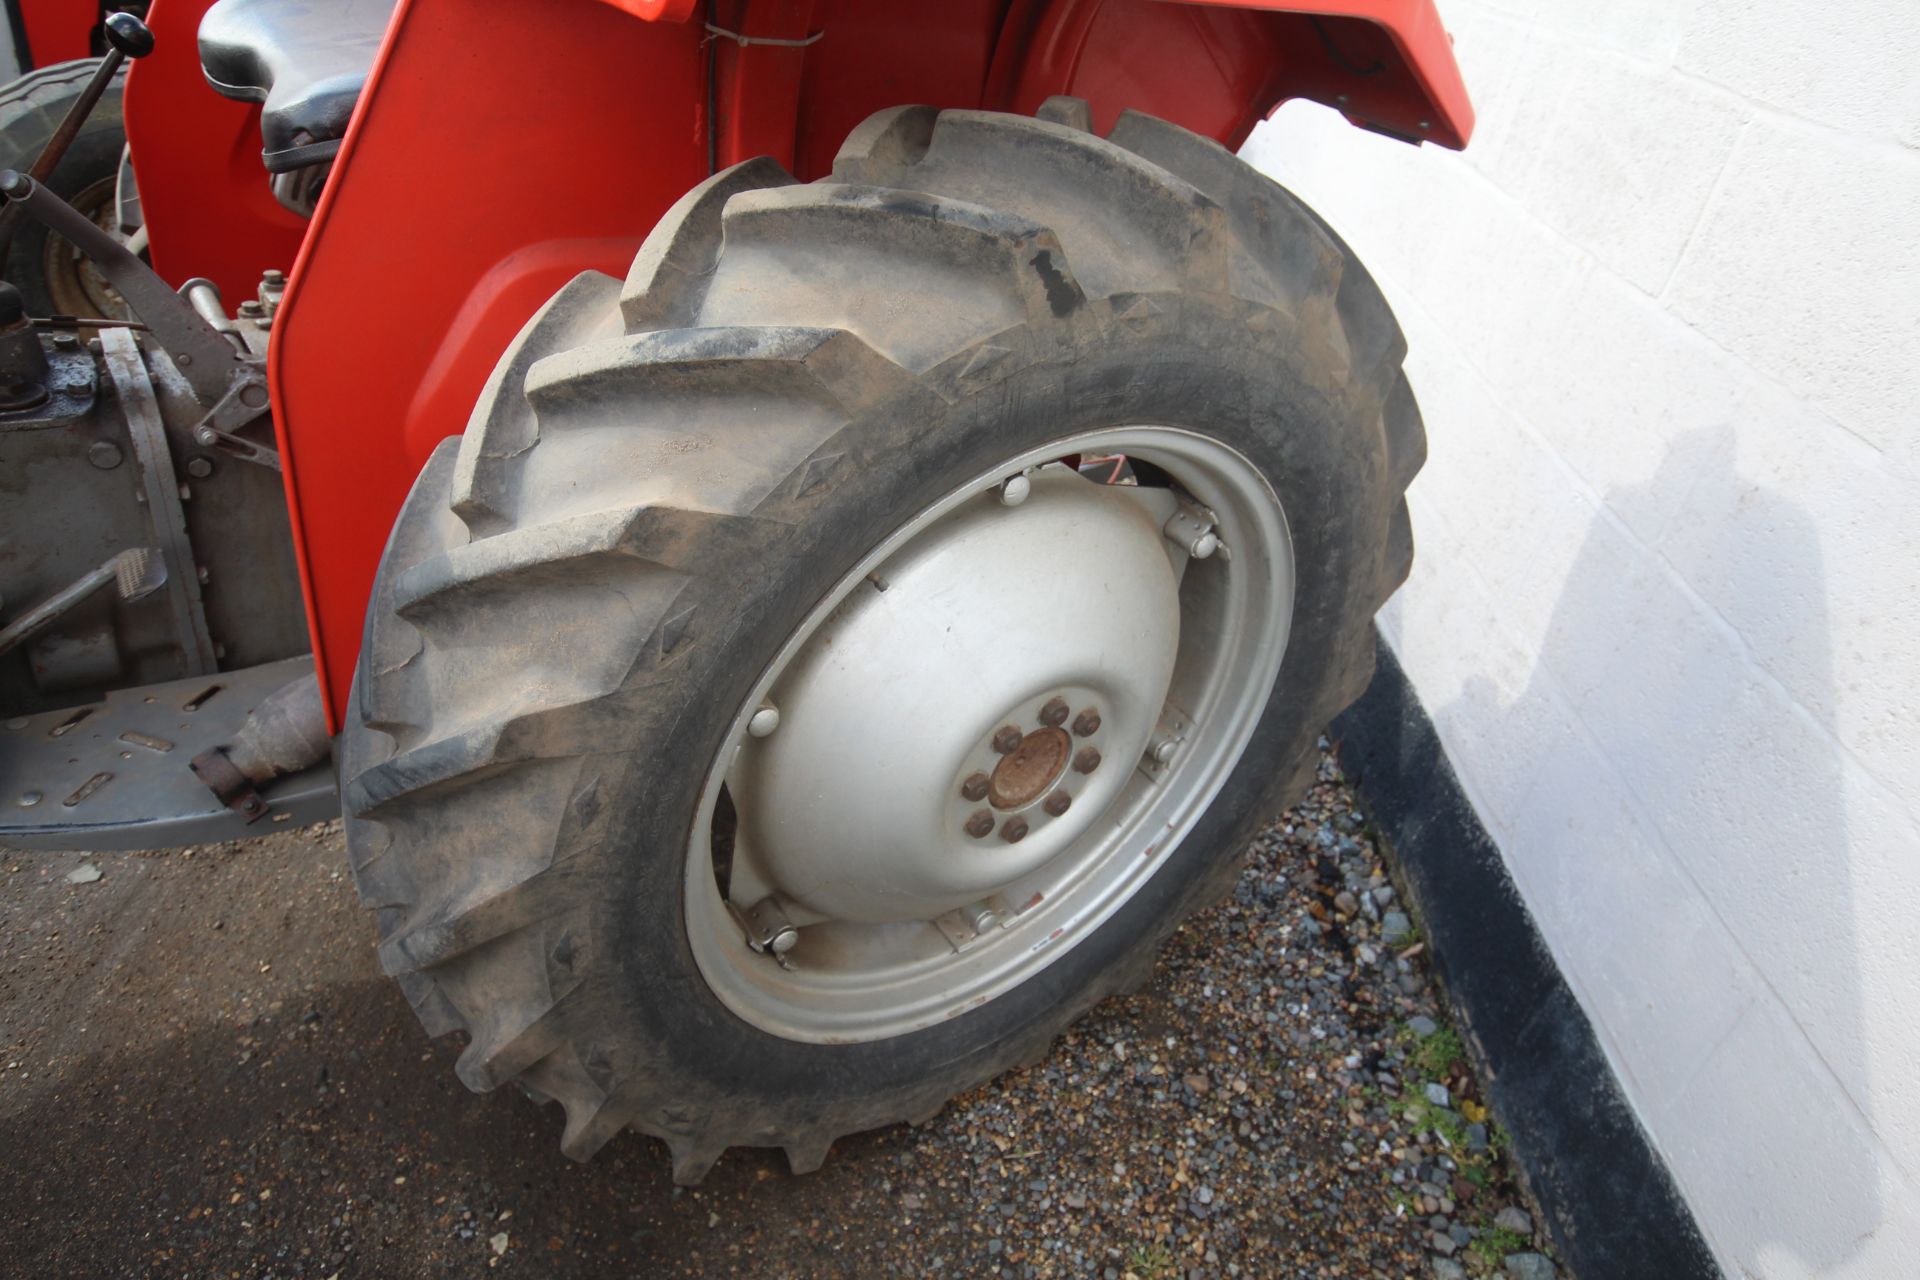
[{"x1": 684, "y1": 426, "x2": 1294, "y2": 1043}]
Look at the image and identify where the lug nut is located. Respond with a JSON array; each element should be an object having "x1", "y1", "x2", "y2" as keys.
[
  {"x1": 1038, "y1": 696, "x2": 1069, "y2": 727},
  {"x1": 1001, "y1": 816, "x2": 1029, "y2": 843},
  {"x1": 965, "y1": 810, "x2": 995, "y2": 839},
  {"x1": 999, "y1": 474, "x2": 1031, "y2": 506},
  {"x1": 960, "y1": 771, "x2": 990, "y2": 802},
  {"x1": 1073, "y1": 747, "x2": 1102, "y2": 774},
  {"x1": 1072, "y1": 709, "x2": 1101, "y2": 737},
  {"x1": 1042, "y1": 790, "x2": 1072, "y2": 817},
  {"x1": 992, "y1": 724, "x2": 1023, "y2": 754}
]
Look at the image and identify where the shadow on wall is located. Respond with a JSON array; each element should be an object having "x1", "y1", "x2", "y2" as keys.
[{"x1": 1437, "y1": 427, "x2": 1879, "y2": 1275}]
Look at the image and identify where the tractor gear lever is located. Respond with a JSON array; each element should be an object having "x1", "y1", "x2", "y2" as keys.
[{"x1": 0, "y1": 13, "x2": 154, "y2": 247}]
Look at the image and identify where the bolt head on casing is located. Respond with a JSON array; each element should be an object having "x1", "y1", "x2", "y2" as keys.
[
  {"x1": 747, "y1": 705, "x2": 781, "y2": 738},
  {"x1": 87, "y1": 440, "x2": 123, "y2": 469},
  {"x1": 999, "y1": 474, "x2": 1031, "y2": 506}
]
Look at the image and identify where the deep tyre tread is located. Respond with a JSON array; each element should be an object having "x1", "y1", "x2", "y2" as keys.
[{"x1": 344, "y1": 99, "x2": 1425, "y2": 1181}]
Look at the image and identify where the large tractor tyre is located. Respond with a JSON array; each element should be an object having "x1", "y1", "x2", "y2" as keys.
[
  {"x1": 341, "y1": 99, "x2": 1422, "y2": 1181},
  {"x1": 0, "y1": 58, "x2": 129, "y2": 318}
]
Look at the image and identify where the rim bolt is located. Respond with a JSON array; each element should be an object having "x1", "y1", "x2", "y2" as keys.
[
  {"x1": 1073, "y1": 747, "x2": 1102, "y2": 774},
  {"x1": 999, "y1": 474, "x2": 1031, "y2": 507},
  {"x1": 1042, "y1": 790, "x2": 1072, "y2": 817},
  {"x1": 964, "y1": 810, "x2": 995, "y2": 839},
  {"x1": 967, "y1": 903, "x2": 1000, "y2": 934},
  {"x1": 1072, "y1": 709, "x2": 1101, "y2": 737},
  {"x1": 960, "y1": 771, "x2": 991, "y2": 802},
  {"x1": 747, "y1": 702, "x2": 781, "y2": 738},
  {"x1": 1038, "y1": 696, "x2": 1069, "y2": 727},
  {"x1": 992, "y1": 725, "x2": 1023, "y2": 754},
  {"x1": 1150, "y1": 737, "x2": 1179, "y2": 765},
  {"x1": 1001, "y1": 816, "x2": 1030, "y2": 843}
]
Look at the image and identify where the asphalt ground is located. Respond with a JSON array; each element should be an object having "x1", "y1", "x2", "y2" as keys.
[{"x1": 0, "y1": 750, "x2": 1556, "y2": 1279}]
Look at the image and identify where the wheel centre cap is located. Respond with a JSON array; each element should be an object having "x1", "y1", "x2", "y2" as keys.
[{"x1": 728, "y1": 467, "x2": 1181, "y2": 924}]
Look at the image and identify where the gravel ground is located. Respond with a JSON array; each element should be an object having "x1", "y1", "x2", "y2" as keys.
[{"x1": 0, "y1": 747, "x2": 1561, "y2": 1279}]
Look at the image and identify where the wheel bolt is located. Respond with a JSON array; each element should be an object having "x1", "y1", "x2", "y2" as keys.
[
  {"x1": 1042, "y1": 790, "x2": 1072, "y2": 817},
  {"x1": 992, "y1": 725, "x2": 1023, "y2": 754},
  {"x1": 961, "y1": 771, "x2": 991, "y2": 802},
  {"x1": 1072, "y1": 709, "x2": 1101, "y2": 737},
  {"x1": 1001, "y1": 816, "x2": 1029, "y2": 843},
  {"x1": 964, "y1": 810, "x2": 995, "y2": 839},
  {"x1": 1038, "y1": 696, "x2": 1069, "y2": 727},
  {"x1": 1074, "y1": 747, "x2": 1102, "y2": 774}
]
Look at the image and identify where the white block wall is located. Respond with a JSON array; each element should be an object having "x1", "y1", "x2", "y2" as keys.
[{"x1": 1241, "y1": 4, "x2": 1920, "y2": 1276}]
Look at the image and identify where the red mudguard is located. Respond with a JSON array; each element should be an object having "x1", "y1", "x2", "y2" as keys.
[{"x1": 120, "y1": 0, "x2": 1472, "y2": 726}]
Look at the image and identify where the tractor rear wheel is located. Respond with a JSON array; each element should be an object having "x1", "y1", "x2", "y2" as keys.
[
  {"x1": 0, "y1": 58, "x2": 130, "y2": 319},
  {"x1": 340, "y1": 99, "x2": 1423, "y2": 1180}
]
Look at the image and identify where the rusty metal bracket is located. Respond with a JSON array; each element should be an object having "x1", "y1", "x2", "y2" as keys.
[{"x1": 187, "y1": 746, "x2": 269, "y2": 823}]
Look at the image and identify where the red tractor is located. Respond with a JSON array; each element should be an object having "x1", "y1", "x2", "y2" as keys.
[{"x1": 0, "y1": 0, "x2": 1470, "y2": 1180}]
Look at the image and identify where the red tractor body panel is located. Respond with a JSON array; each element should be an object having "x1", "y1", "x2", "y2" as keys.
[{"x1": 116, "y1": 0, "x2": 1472, "y2": 727}]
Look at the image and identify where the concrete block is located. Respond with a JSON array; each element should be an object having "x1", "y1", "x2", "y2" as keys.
[
  {"x1": 1503, "y1": 733, "x2": 1759, "y2": 1108},
  {"x1": 1653, "y1": 379, "x2": 1920, "y2": 813},
  {"x1": 1473, "y1": 0, "x2": 1702, "y2": 64},
  {"x1": 1510, "y1": 50, "x2": 1747, "y2": 294},
  {"x1": 1676, "y1": 0, "x2": 1920, "y2": 141},
  {"x1": 1656, "y1": 996, "x2": 1897, "y2": 1280},
  {"x1": 1664, "y1": 122, "x2": 1920, "y2": 459}
]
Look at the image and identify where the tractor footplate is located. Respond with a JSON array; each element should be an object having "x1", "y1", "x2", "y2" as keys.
[{"x1": 1, "y1": 655, "x2": 337, "y2": 851}]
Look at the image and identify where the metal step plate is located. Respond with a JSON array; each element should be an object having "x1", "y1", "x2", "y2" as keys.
[{"x1": 1, "y1": 655, "x2": 339, "y2": 851}]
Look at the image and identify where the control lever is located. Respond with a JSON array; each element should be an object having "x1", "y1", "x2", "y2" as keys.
[
  {"x1": 0, "y1": 170, "x2": 250, "y2": 405},
  {"x1": 0, "y1": 547, "x2": 167, "y2": 659},
  {"x1": 0, "y1": 13, "x2": 153, "y2": 244}
]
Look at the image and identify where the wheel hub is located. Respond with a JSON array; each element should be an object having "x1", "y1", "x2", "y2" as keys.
[{"x1": 730, "y1": 467, "x2": 1179, "y2": 925}]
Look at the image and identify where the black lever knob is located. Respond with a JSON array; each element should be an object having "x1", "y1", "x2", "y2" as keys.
[{"x1": 104, "y1": 12, "x2": 155, "y2": 59}]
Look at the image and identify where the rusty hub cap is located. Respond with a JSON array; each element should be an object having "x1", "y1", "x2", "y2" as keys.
[{"x1": 989, "y1": 727, "x2": 1071, "y2": 810}]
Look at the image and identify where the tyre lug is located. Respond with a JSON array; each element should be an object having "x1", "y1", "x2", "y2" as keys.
[
  {"x1": 1001, "y1": 816, "x2": 1030, "y2": 843},
  {"x1": 1073, "y1": 747, "x2": 1102, "y2": 774},
  {"x1": 960, "y1": 771, "x2": 991, "y2": 802},
  {"x1": 999, "y1": 474, "x2": 1031, "y2": 507},
  {"x1": 1072, "y1": 709, "x2": 1101, "y2": 737},
  {"x1": 1042, "y1": 790, "x2": 1071, "y2": 817},
  {"x1": 991, "y1": 725, "x2": 1023, "y2": 754},
  {"x1": 747, "y1": 701, "x2": 781, "y2": 738},
  {"x1": 964, "y1": 810, "x2": 995, "y2": 839},
  {"x1": 1038, "y1": 696, "x2": 1069, "y2": 728}
]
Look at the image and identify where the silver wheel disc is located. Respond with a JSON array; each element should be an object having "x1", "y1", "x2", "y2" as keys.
[{"x1": 684, "y1": 427, "x2": 1294, "y2": 1042}]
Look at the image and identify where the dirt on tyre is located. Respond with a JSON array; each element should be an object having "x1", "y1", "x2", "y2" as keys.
[
  {"x1": 340, "y1": 98, "x2": 1424, "y2": 1182},
  {"x1": 0, "y1": 58, "x2": 130, "y2": 319}
]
